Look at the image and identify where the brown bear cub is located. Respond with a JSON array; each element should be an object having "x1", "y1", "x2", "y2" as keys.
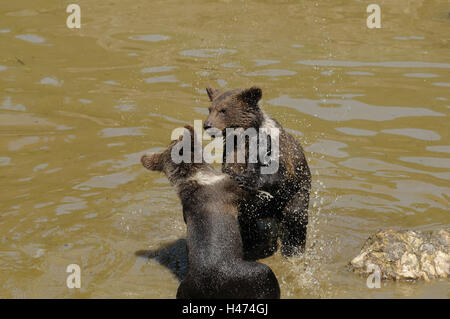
[
  {"x1": 141, "y1": 125, "x2": 280, "y2": 299},
  {"x1": 204, "y1": 87, "x2": 311, "y2": 259}
]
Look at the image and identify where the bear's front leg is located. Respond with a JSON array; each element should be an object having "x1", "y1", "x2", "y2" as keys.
[
  {"x1": 279, "y1": 190, "x2": 309, "y2": 257},
  {"x1": 225, "y1": 161, "x2": 266, "y2": 193},
  {"x1": 239, "y1": 214, "x2": 279, "y2": 261}
]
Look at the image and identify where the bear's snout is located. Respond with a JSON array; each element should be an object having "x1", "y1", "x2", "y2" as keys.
[{"x1": 203, "y1": 121, "x2": 212, "y2": 131}]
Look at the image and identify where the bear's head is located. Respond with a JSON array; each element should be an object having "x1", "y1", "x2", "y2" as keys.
[
  {"x1": 203, "y1": 87, "x2": 264, "y2": 133},
  {"x1": 141, "y1": 125, "x2": 203, "y2": 185}
]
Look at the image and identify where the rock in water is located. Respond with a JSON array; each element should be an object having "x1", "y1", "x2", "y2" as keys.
[{"x1": 349, "y1": 229, "x2": 449, "y2": 281}]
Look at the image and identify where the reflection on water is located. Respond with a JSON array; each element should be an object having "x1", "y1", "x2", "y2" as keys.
[
  {"x1": 381, "y1": 128, "x2": 441, "y2": 141},
  {"x1": 179, "y1": 48, "x2": 237, "y2": 58},
  {"x1": 144, "y1": 75, "x2": 178, "y2": 84},
  {"x1": 128, "y1": 34, "x2": 170, "y2": 42},
  {"x1": 267, "y1": 95, "x2": 443, "y2": 121},
  {"x1": 141, "y1": 66, "x2": 177, "y2": 73},
  {"x1": 296, "y1": 60, "x2": 450, "y2": 68},
  {"x1": 252, "y1": 59, "x2": 280, "y2": 67},
  {"x1": 346, "y1": 71, "x2": 374, "y2": 76},
  {"x1": 1, "y1": 97, "x2": 26, "y2": 112},
  {"x1": 242, "y1": 69, "x2": 297, "y2": 77},
  {"x1": 0, "y1": 157, "x2": 11, "y2": 166},
  {"x1": 0, "y1": 0, "x2": 449, "y2": 299},
  {"x1": 393, "y1": 36, "x2": 424, "y2": 40},
  {"x1": 15, "y1": 34, "x2": 46, "y2": 43},
  {"x1": 399, "y1": 157, "x2": 450, "y2": 168},
  {"x1": 306, "y1": 140, "x2": 349, "y2": 158},
  {"x1": 335, "y1": 127, "x2": 377, "y2": 136},
  {"x1": 99, "y1": 127, "x2": 147, "y2": 138},
  {"x1": 403, "y1": 73, "x2": 439, "y2": 78},
  {"x1": 433, "y1": 82, "x2": 450, "y2": 87},
  {"x1": 427, "y1": 145, "x2": 450, "y2": 153},
  {"x1": 40, "y1": 77, "x2": 63, "y2": 87}
]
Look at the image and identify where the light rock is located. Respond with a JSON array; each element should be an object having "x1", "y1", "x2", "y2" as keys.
[{"x1": 349, "y1": 229, "x2": 449, "y2": 281}]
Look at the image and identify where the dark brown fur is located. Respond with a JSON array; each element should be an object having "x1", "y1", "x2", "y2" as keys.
[
  {"x1": 141, "y1": 125, "x2": 280, "y2": 299},
  {"x1": 204, "y1": 87, "x2": 311, "y2": 259}
]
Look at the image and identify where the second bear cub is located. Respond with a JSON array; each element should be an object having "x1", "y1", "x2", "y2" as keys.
[
  {"x1": 141, "y1": 125, "x2": 280, "y2": 299},
  {"x1": 204, "y1": 87, "x2": 311, "y2": 259}
]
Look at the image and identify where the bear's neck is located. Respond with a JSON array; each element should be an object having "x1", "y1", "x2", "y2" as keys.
[
  {"x1": 174, "y1": 169, "x2": 228, "y2": 203},
  {"x1": 177, "y1": 179, "x2": 244, "y2": 263},
  {"x1": 260, "y1": 110, "x2": 279, "y2": 131}
]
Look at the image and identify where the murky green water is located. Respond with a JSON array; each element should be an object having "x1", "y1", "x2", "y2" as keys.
[{"x1": 0, "y1": 0, "x2": 449, "y2": 298}]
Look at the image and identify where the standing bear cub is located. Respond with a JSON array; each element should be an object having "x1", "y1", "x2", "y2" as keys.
[
  {"x1": 204, "y1": 87, "x2": 311, "y2": 259},
  {"x1": 141, "y1": 125, "x2": 280, "y2": 299}
]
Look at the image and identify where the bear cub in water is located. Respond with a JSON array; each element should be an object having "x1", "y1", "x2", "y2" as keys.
[
  {"x1": 141, "y1": 125, "x2": 280, "y2": 299},
  {"x1": 204, "y1": 87, "x2": 311, "y2": 259}
]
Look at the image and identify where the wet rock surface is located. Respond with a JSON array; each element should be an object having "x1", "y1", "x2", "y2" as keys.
[{"x1": 349, "y1": 229, "x2": 449, "y2": 281}]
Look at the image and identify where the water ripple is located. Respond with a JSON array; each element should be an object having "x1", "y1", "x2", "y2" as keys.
[
  {"x1": 296, "y1": 60, "x2": 450, "y2": 69},
  {"x1": 267, "y1": 95, "x2": 444, "y2": 121}
]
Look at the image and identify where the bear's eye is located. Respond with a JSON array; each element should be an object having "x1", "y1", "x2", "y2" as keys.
[{"x1": 219, "y1": 109, "x2": 226, "y2": 114}]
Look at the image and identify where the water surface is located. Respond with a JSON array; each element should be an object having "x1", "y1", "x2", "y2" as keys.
[{"x1": 0, "y1": 0, "x2": 449, "y2": 298}]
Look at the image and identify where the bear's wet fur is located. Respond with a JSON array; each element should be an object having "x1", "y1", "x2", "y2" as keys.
[
  {"x1": 141, "y1": 125, "x2": 280, "y2": 299},
  {"x1": 204, "y1": 87, "x2": 311, "y2": 259}
]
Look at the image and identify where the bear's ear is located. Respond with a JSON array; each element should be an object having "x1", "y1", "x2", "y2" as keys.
[
  {"x1": 206, "y1": 87, "x2": 221, "y2": 101},
  {"x1": 172, "y1": 125, "x2": 196, "y2": 146},
  {"x1": 141, "y1": 153, "x2": 163, "y2": 171},
  {"x1": 184, "y1": 125, "x2": 195, "y2": 140},
  {"x1": 239, "y1": 87, "x2": 262, "y2": 107},
  {"x1": 184, "y1": 124, "x2": 201, "y2": 151}
]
